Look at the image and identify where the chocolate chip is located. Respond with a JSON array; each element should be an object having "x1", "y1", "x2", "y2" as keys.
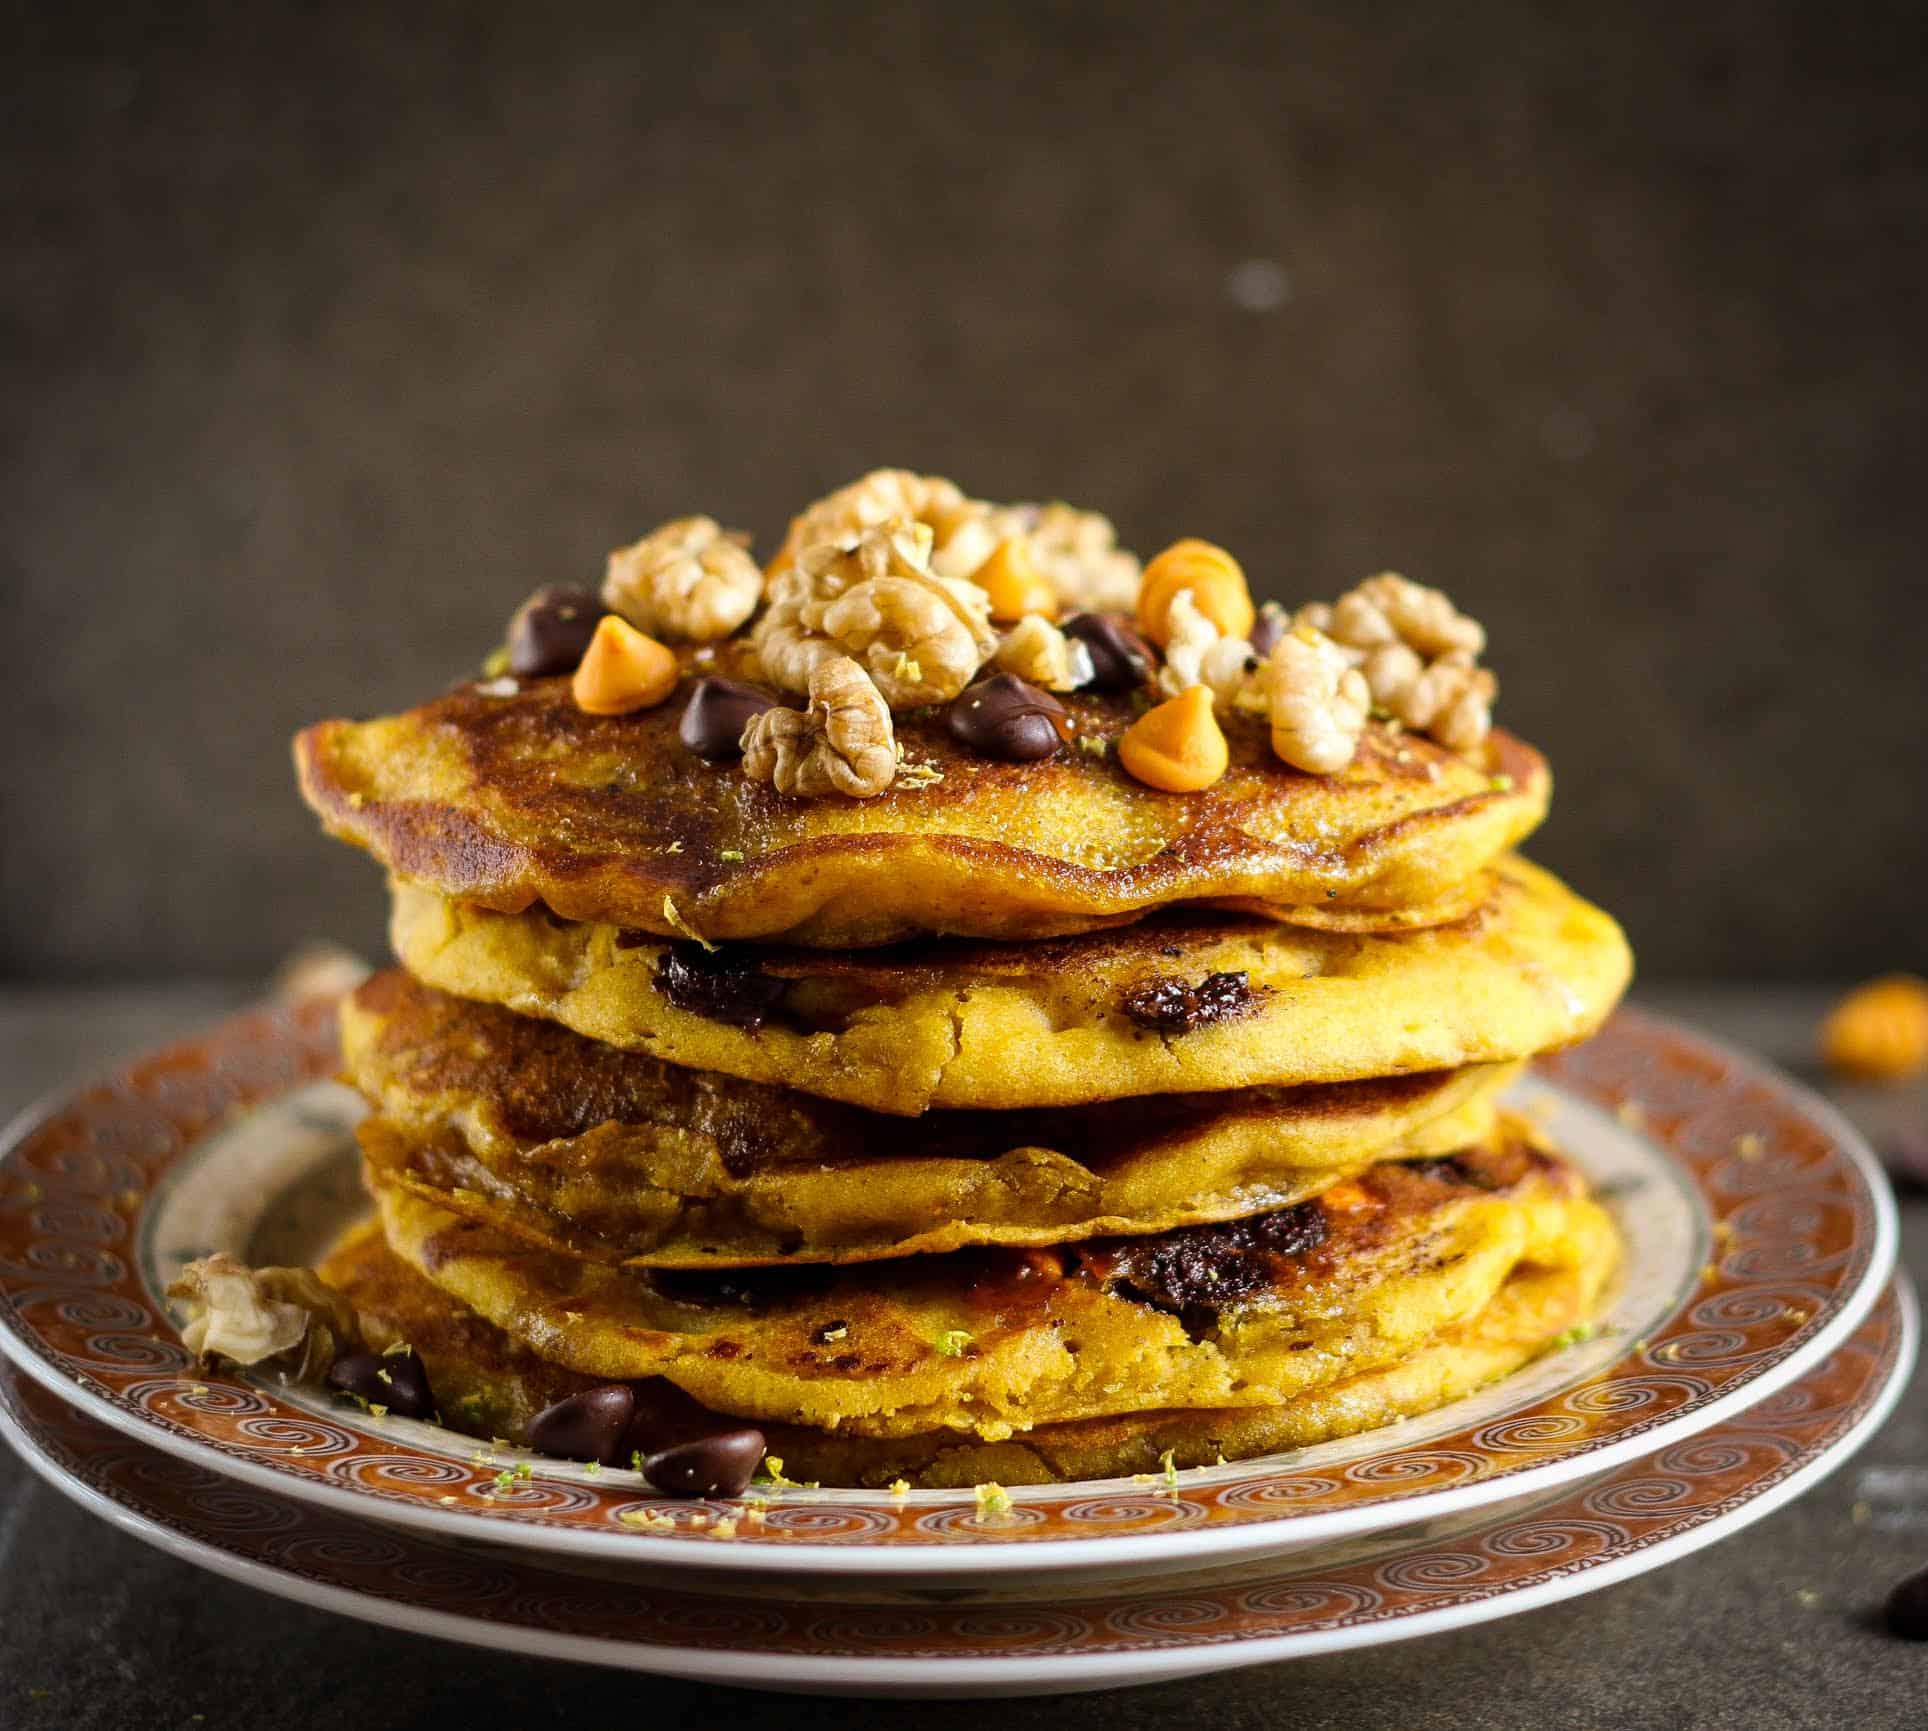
[
  {"x1": 326, "y1": 1347, "x2": 436, "y2": 1421},
  {"x1": 1062, "y1": 613, "x2": 1154, "y2": 693},
  {"x1": 680, "y1": 677, "x2": 779, "y2": 761},
  {"x1": 508, "y1": 586, "x2": 608, "y2": 677},
  {"x1": 1248, "y1": 604, "x2": 1287, "y2": 658},
  {"x1": 655, "y1": 944, "x2": 789, "y2": 1031},
  {"x1": 527, "y1": 1384, "x2": 637, "y2": 1466},
  {"x1": 642, "y1": 1427, "x2": 767, "y2": 1499},
  {"x1": 1886, "y1": 1564, "x2": 1928, "y2": 1639},
  {"x1": 947, "y1": 673, "x2": 1069, "y2": 762},
  {"x1": 1120, "y1": 970, "x2": 1264, "y2": 1035},
  {"x1": 1881, "y1": 1132, "x2": 1928, "y2": 1196},
  {"x1": 1088, "y1": 1202, "x2": 1328, "y2": 1333}
]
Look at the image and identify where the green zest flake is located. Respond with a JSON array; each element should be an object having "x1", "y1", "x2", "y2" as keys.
[
  {"x1": 584, "y1": 1460, "x2": 601, "y2": 1476},
  {"x1": 376, "y1": 1367, "x2": 394, "y2": 1387},
  {"x1": 754, "y1": 1454, "x2": 803, "y2": 1491},
  {"x1": 1160, "y1": 1448, "x2": 1180, "y2": 1493},
  {"x1": 491, "y1": 1469, "x2": 519, "y2": 1493},
  {"x1": 974, "y1": 1482, "x2": 1012, "y2": 1518},
  {"x1": 935, "y1": 1329, "x2": 973, "y2": 1358},
  {"x1": 1490, "y1": 773, "x2": 1514, "y2": 791},
  {"x1": 367, "y1": 1403, "x2": 388, "y2": 1419},
  {"x1": 481, "y1": 645, "x2": 511, "y2": 678},
  {"x1": 719, "y1": 849, "x2": 744, "y2": 862},
  {"x1": 631, "y1": 1450, "x2": 648, "y2": 1474},
  {"x1": 1075, "y1": 733, "x2": 1110, "y2": 757},
  {"x1": 1551, "y1": 1323, "x2": 1596, "y2": 1350}
]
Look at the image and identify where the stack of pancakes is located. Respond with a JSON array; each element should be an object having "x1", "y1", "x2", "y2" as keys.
[{"x1": 294, "y1": 497, "x2": 1630, "y2": 1489}]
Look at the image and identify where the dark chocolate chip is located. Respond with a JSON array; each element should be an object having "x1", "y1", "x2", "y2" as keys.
[
  {"x1": 1248, "y1": 604, "x2": 1287, "y2": 658},
  {"x1": 655, "y1": 944, "x2": 790, "y2": 1031},
  {"x1": 508, "y1": 586, "x2": 608, "y2": 677},
  {"x1": 527, "y1": 1384, "x2": 637, "y2": 1466},
  {"x1": 326, "y1": 1347, "x2": 436, "y2": 1421},
  {"x1": 680, "y1": 677, "x2": 779, "y2": 761},
  {"x1": 1062, "y1": 612, "x2": 1154, "y2": 692},
  {"x1": 947, "y1": 673, "x2": 1068, "y2": 762},
  {"x1": 1886, "y1": 1564, "x2": 1928, "y2": 1640},
  {"x1": 1880, "y1": 1132, "x2": 1928, "y2": 1196},
  {"x1": 1120, "y1": 970, "x2": 1263, "y2": 1035},
  {"x1": 642, "y1": 1427, "x2": 767, "y2": 1499},
  {"x1": 1089, "y1": 1201, "x2": 1328, "y2": 1332}
]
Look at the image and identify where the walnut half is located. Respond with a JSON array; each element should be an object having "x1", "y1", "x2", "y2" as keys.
[
  {"x1": 1266, "y1": 627, "x2": 1371, "y2": 774},
  {"x1": 742, "y1": 655, "x2": 897, "y2": 798},
  {"x1": 753, "y1": 519, "x2": 997, "y2": 707},
  {"x1": 1294, "y1": 573, "x2": 1494, "y2": 752},
  {"x1": 167, "y1": 1253, "x2": 361, "y2": 1381},
  {"x1": 604, "y1": 515, "x2": 764, "y2": 643}
]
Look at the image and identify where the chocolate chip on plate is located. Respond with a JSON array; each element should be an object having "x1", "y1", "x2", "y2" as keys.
[
  {"x1": 1888, "y1": 1564, "x2": 1928, "y2": 1640},
  {"x1": 326, "y1": 1347, "x2": 436, "y2": 1421},
  {"x1": 679, "y1": 677, "x2": 779, "y2": 761},
  {"x1": 642, "y1": 1427, "x2": 767, "y2": 1499},
  {"x1": 527, "y1": 1384, "x2": 637, "y2": 1466},
  {"x1": 1062, "y1": 613, "x2": 1154, "y2": 693},
  {"x1": 947, "y1": 673, "x2": 1069, "y2": 762},
  {"x1": 507, "y1": 586, "x2": 608, "y2": 678}
]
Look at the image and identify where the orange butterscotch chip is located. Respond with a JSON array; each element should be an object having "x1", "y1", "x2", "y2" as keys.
[
  {"x1": 974, "y1": 537, "x2": 1059, "y2": 622},
  {"x1": 1820, "y1": 974, "x2": 1928, "y2": 1082},
  {"x1": 1117, "y1": 684, "x2": 1229, "y2": 792},
  {"x1": 571, "y1": 615, "x2": 679, "y2": 715},
  {"x1": 1136, "y1": 538, "x2": 1256, "y2": 647}
]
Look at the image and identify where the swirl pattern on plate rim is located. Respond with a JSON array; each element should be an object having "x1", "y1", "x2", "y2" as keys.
[{"x1": 0, "y1": 998, "x2": 1895, "y2": 1551}]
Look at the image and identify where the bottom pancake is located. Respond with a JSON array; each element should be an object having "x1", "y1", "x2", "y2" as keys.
[
  {"x1": 364, "y1": 1122, "x2": 1614, "y2": 1440},
  {"x1": 318, "y1": 1210, "x2": 1616, "y2": 1487}
]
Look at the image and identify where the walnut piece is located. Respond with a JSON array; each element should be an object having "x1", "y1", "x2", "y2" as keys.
[
  {"x1": 993, "y1": 613, "x2": 1094, "y2": 692},
  {"x1": 603, "y1": 515, "x2": 763, "y2": 643},
  {"x1": 1156, "y1": 588, "x2": 1268, "y2": 713},
  {"x1": 1293, "y1": 573, "x2": 1494, "y2": 751},
  {"x1": 742, "y1": 655, "x2": 897, "y2": 797},
  {"x1": 167, "y1": 1253, "x2": 361, "y2": 1381},
  {"x1": 778, "y1": 469, "x2": 983, "y2": 573},
  {"x1": 753, "y1": 519, "x2": 996, "y2": 707},
  {"x1": 1266, "y1": 627, "x2": 1371, "y2": 774},
  {"x1": 1026, "y1": 501, "x2": 1142, "y2": 612}
]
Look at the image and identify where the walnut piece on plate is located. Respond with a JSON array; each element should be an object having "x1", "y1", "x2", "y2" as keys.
[{"x1": 167, "y1": 1253, "x2": 360, "y2": 1381}]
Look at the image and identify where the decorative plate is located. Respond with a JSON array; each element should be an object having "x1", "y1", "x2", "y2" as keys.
[
  {"x1": 0, "y1": 1000, "x2": 1899, "y2": 1582},
  {"x1": 0, "y1": 1281, "x2": 1911, "y2": 1695}
]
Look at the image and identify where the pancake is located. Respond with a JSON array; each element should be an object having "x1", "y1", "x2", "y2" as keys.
[
  {"x1": 320, "y1": 1190, "x2": 1616, "y2": 1486},
  {"x1": 371, "y1": 1125, "x2": 1609, "y2": 1440},
  {"x1": 344, "y1": 970, "x2": 1516, "y2": 1267},
  {"x1": 294, "y1": 644, "x2": 1550, "y2": 949},
  {"x1": 390, "y1": 853, "x2": 1630, "y2": 1116}
]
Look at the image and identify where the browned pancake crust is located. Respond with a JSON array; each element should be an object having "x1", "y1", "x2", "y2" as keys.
[
  {"x1": 344, "y1": 970, "x2": 1510, "y2": 1259},
  {"x1": 321, "y1": 1172, "x2": 1616, "y2": 1486},
  {"x1": 295, "y1": 646, "x2": 1549, "y2": 947}
]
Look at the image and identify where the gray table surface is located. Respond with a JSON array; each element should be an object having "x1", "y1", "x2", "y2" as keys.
[{"x1": 0, "y1": 984, "x2": 1922, "y2": 1729}]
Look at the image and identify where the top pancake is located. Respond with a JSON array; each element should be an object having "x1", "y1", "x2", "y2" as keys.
[{"x1": 295, "y1": 642, "x2": 1549, "y2": 948}]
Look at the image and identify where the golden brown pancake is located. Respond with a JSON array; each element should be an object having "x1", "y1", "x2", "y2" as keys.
[
  {"x1": 295, "y1": 644, "x2": 1549, "y2": 948},
  {"x1": 370, "y1": 1125, "x2": 1610, "y2": 1440},
  {"x1": 344, "y1": 971, "x2": 1515, "y2": 1267},
  {"x1": 321, "y1": 1194, "x2": 1616, "y2": 1487},
  {"x1": 390, "y1": 853, "x2": 1630, "y2": 1116}
]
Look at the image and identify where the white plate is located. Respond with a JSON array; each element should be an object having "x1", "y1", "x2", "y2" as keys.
[
  {"x1": 0, "y1": 1002, "x2": 1900, "y2": 1585},
  {"x1": 0, "y1": 1279, "x2": 1911, "y2": 1695}
]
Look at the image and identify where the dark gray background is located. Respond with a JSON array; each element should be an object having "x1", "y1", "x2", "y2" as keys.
[{"x1": 5, "y1": 1, "x2": 1925, "y2": 983}]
